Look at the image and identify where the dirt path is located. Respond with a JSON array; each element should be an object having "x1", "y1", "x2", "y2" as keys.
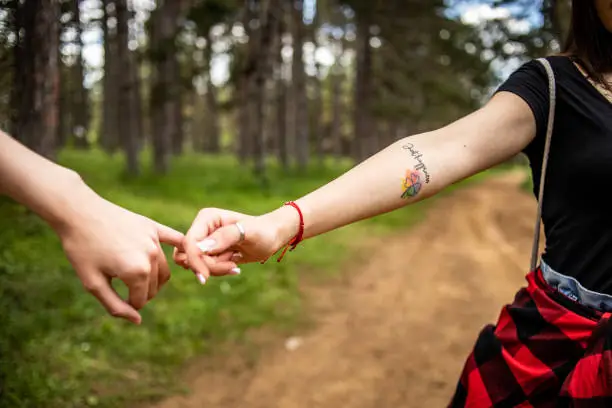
[{"x1": 151, "y1": 172, "x2": 538, "y2": 408}]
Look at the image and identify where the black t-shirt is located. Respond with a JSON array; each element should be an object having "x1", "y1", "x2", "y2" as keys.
[{"x1": 497, "y1": 55, "x2": 612, "y2": 295}]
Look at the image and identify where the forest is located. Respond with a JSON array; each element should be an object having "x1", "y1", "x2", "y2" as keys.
[
  {"x1": 0, "y1": 1, "x2": 572, "y2": 407},
  {"x1": 2, "y1": 0, "x2": 569, "y2": 174}
]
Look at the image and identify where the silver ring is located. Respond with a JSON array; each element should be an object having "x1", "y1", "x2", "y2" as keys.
[{"x1": 235, "y1": 222, "x2": 246, "y2": 243}]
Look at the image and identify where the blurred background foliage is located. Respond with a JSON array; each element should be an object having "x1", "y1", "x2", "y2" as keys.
[{"x1": 0, "y1": 0, "x2": 570, "y2": 406}]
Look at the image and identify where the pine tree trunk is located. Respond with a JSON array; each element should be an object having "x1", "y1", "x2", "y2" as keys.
[
  {"x1": 237, "y1": 1, "x2": 256, "y2": 162},
  {"x1": 291, "y1": 0, "x2": 309, "y2": 171},
  {"x1": 353, "y1": 15, "x2": 373, "y2": 162},
  {"x1": 101, "y1": 0, "x2": 119, "y2": 153},
  {"x1": 250, "y1": 0, "x2": 278, "y2": 176},
  {"x1": 331, "y1": 72, "x2": 343, "y2": 159},
  {"x1": 73, "y1": 0, "x2": 89, "y2": 149},
  {"x1": 203, "y1": 28, "x2": 220, "y2": 153},
  {"x1": 9, "y1": 0, "x2": 23, "y2": 139},
  {"x1": 313, "y1": 64, "x2": 324, "y2": 162},
  {"x1": 275, "y1": 2, "x2": 289, "y2": 169},
  {"x1": 14, "y1": 0, "x2": 60, "y2": 159},
  {"x1": 116, "y1": 0, "x2": 139, "y2": 174},
  {"x1": 150, "y1": 0, "x2": 182, "y2": 173}
]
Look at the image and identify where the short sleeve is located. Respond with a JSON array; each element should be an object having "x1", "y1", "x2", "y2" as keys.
[{"x1": 495, "y1": 59, "x2": 550, "y2": 143}]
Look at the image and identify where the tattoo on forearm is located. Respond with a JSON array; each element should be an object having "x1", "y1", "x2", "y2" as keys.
[
  {"x1": 402, "y1": 143, "x2": 430, "y2": 182},
  {"x1": 402, "y1": 170, "x2": 423, "y2": 198},
  {"x1": 400, "y1": 143, "x2": 430, "y2": 199}
]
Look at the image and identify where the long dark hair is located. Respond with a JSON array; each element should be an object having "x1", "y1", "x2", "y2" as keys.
[{"x1": 563, "y1": 0, "x2": 612, "y2": 91}]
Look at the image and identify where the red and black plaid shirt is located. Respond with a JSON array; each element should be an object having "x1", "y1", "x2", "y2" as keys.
[{"x1": 449, "y1": 269, "x2": 612, "y2": 408}]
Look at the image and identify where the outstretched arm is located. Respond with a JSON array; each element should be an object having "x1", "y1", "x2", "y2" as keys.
[
  {"x1": 266, "y1": 92, "x2": 537, "y2": 244},
  {"x1": 178, "y1": 92, "x2": 537, "y2": 280},
  {"x1": 0, "y1": 132, "x2": 192, "y2": 324}
]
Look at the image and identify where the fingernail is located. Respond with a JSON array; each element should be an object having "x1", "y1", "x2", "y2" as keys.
[
  {"x1": 230, "y1": 267, "x2": 241, "y2": 275},
  {"x1": 231, "y1": 253, "x2": 243, "y2": 262},
  {"x1": 197, "y1": 239, "x2": 216, "y2": 254},
  {"x1": 197, "y1": 274, "x2": 207, "y2": 285}
]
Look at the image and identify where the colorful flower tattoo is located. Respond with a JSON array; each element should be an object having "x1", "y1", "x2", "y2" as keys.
[{"x1": 401, "y1": 169, "x2": 423, "y2": 199}]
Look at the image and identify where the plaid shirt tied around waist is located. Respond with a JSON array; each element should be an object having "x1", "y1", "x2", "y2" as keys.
[{"x1": 450, "y1": 268, "x2": 612, "y2": 408}]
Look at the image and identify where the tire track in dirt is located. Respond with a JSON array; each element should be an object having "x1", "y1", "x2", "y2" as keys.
[{"x1": 150, "y1": 171, "x2": 537, "y2": 408}]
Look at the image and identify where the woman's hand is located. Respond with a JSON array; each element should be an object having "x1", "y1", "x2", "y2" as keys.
[
  {"x1": 176, "y1": 206, "x2": 301, "y2": 283},
  {"x1": 57, "y1": 194, "x2": 185, "y2": 325}
]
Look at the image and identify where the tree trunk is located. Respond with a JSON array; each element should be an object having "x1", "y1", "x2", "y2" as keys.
[
  {"x1": 9, "y1": 0, "x2": 23, "y2": 139},
  {"x1": 150, "y1": 0, "x2": 182, "y2": 173},
  {"x1": 249, "y1": 0, "x2": 278, "y2": 176},
  {"x1": 331, "y1": 67, "x2": 343, "y2": 159},
  {"x1": 310, "y1": 2, "x2": 324, "y2": 163},
  {"x1": 312, "y1": 63, "x2": 324, "y2": 163},
  {"x1": 237, "y1": 1, "x2": 256, "y2": 161},
  {"x1": 291, "y1": 0, "x2": 309, "y2": 171},
  {"x1": 127, "y1": 0, "x2": 144, "y2": 151},
  {"x1": 116, "y1": 0, "x2": 139, "y2": 174},
  {"x1": 131, "y1": 50, "x2": 144, "y2": 150},
  {"x1": 275, "y1": 1, "x2": 289, "y2": 169},
  {"x1": 549, "y1": 0, "x2": 571, "y2": 44},
  {"x1": 72, "y1": 0, "x2": 89, "y2": 148},
  {"x1": 14, "y1": 0, "x2": 60, "y2": 159},
  {"x1": 203, "y1": 28, "x2": 220, "y2": 153},
  {"x1": 101, "y1": 0, "x2": 119, "y2": 153},
  {"x1": 353, "y1": 15, "x2": 373, "y2": 162}
]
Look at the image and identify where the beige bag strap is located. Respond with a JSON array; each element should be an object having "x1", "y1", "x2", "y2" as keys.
[{"x1": 530, "y1": 58, "x2": 557, "y2": 272}]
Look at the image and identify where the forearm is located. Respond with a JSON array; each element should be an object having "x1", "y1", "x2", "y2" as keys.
[
  {"x1": 0, "y1": 131, "x2": 96, "y2": 230},
  {"x1": 299, "y1": 132, "x2": 455, "y2": 237},
  {"x1": 269, "y1": 129, "x2": 476, "y2": 245}
]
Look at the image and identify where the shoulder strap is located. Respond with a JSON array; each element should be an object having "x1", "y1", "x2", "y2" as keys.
[{"x1": 530, "y1": 57, "x2": 557, "y2": 272}]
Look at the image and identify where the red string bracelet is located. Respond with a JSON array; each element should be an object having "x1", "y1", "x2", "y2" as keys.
[{"x1": 261, "y1": 201, "x2": 305, "y2": 264}]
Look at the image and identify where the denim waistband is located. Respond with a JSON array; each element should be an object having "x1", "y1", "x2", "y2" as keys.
[{"x1": 541, "y1": 260, "x2": 612, "y2": 313}]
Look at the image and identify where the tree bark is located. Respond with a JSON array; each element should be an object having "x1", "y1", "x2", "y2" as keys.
[
  {"x1": 291, "y1": 0, "x2": 309, "y2": 171},
  {"x1": 250, "y1": 0, "x2": 278, "y2": 176},
  {"x1": 72, "y1": 0, "x2": 89, "y2": 148},
  {"x1": 116, "y1": 0, "x2": 139, "y2": 174},
  {"x1": 331, "y1": 65, "x2": 344, "y2": 159},
  {"x1": 237, "y1": 1, "x2": 256, "y2": 161},
  {"x1": 150, "y1": 0, "x2": 182, "y2": 173},
  {"x1": 101, "y1": 0, "x2": 119, "y2": 153},
  {"x1": 203, "y1": 28, "x2": 220, "y2": 153},
  {"x1": 275, "y1": 1, "x2": 289, "y2": 169},
  {"x1": 353, "y1": 14, "x2": 373, "y2": 162},
  {"x1": 14, "y1": 0, "x2": 60, "y2": 159}
]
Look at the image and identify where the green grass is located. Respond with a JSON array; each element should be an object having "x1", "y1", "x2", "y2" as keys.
[{"x1": 0, "y1": 149, "x2": 508, "y2": 408}]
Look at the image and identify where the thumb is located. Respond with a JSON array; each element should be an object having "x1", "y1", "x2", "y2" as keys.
[
  {"x1": 197, "y1": 224, "x2": 242, "y2": 255},
  {"x1": 155, "y1": 222, "x2": 184, "y2": 247}
]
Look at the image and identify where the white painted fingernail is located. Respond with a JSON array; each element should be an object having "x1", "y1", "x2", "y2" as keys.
[
  {"x1": 230, "y1": 268, "x2": 241, "y2": 275},
  {"x1": 197, "y1": 274, "x2": 207, "y2": 285},
  {"x1": 197, "y1": 239, "x2": 216, "y2": 253}
]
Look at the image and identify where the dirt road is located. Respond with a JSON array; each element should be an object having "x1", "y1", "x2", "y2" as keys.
[{"x1": 151, "y1": 172, "x2": 537, "y2": 408}]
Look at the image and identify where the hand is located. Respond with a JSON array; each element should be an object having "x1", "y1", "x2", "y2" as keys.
[
  {"x1": 175, "y1": 206, "x2": 300, "y2": 283},
  {"x1": 56, "y1": 195, "x2": 184, "y2": 325}
]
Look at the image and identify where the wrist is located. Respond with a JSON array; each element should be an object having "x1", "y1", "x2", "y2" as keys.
[
  {"x1": 39, "y1": 168, "x2": 101, "y2": 233},
  {"x1": 266, "y1": 204, "x2": 302, "y2": 252}
]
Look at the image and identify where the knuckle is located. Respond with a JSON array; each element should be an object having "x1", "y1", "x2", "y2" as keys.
[
  {"x1": 127, "y1": 262, "x2": 151, "y2": 278},
  {"x1": 147, "y1": 247, "x2": 159, "y2": 261},
  {"x1": 197, "y1": 208, "x2": 213, "y2": 218}
]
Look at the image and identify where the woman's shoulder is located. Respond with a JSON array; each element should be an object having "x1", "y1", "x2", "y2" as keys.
[
  {"x1": 519, "y1": 55, "x2": 575, "y2": 75},
  {"x1": 501, "y1": 55, "x2": 576, "y2": 91}
]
